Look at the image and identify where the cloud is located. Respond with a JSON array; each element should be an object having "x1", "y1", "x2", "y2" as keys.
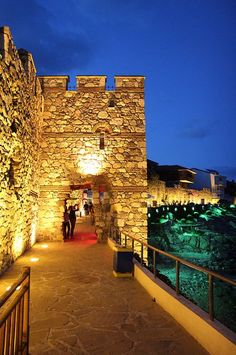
[
  {"x1": 178, "y1": 119, "x2": 218, "y2": 140},
  {"x1": 0, "y1": 0, "x2": 93, "y2": 74},
  {"x1": 181, "y1": 126, "x2": 211, "y2": 139}
]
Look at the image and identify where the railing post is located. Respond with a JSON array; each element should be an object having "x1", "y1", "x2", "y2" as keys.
[
  {"x1": 153, "y1": 250, "x2": 156, "y2": 277},
  {"x1": 141, "y1": 243, "x2": 143, "y2": 264},
  {"x1": 0, "y1": 323, "x2": 5, "y2": 354},
  {"x1": 132, "y1": 239, "x2": 134, "y2": 251},
  {"x1": 23, "y1": 269, "x2": 30, "y2": 354},
  {"x1": 208, "y1": 274, "x2": 214, "y2": 321},
  {"x1": 176, "y1": 260, "x2": 180, "y2": 295}
]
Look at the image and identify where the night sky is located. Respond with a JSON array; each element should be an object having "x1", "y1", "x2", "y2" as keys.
[{"x1": 1, "y1": 0, "x2": 236, "y2": 180}]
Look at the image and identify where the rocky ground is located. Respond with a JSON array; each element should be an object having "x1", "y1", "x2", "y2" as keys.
[{"x1": 148, "y1": 204, "x2": 236, "y2": 333}]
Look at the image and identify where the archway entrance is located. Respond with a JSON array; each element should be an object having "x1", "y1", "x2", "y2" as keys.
[{"x1": 64, "y1": 183, "x2": 97, "y2": 244}]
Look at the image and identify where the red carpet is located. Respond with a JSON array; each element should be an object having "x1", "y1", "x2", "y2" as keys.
[
  {"x1": 64, "y1": 231, "x2": 97, "y2": 245},
  {"x1": 64, "y1": 217, "x2": 97, "y2": 245}
]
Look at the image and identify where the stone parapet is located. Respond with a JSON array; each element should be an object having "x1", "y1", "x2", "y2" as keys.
[
  {"x1": 38, "y1": 75, "x2": 145, "y2": 93},
  {"x1": 115, "y1": 76, "x2": 145, "y2": 92},
  {"x1": 76, "y1": 75, "x2": 107, "y2": 92},
  {"x1": 38, "y1": 76, "x2": 69, "y2": 91}
]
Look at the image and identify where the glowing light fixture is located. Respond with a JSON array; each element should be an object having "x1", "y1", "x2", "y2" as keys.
[
  {"x1": 30, "y1": 257, "x2": 39, "y2": 262},
  {"x1": 31, "y1": 222, "x2": 37, "y2": 245},
  {"x1": 41, "y1": 244, "x2": 48, "y2": 249},
  {"x1": 79, "y1": 154, "x2": 102, "y2": 175},
  {"x1": 6, "y1": 286, "x2": 11, "y2": 291},
  {"x1": 16, "y1": 286, "x2": 21, "y2": 291},
  {"x1": 13, "y1": 235, "x2": 24, "y2": 257}
]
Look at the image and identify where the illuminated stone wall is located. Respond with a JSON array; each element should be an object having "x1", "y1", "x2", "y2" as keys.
[
  {"x1": 38, "y1": 75, "x2": 147, "y2": 241},
  {"x1": 148, "y1": 177, "x2": 213, "y2": 206},
  {"x1": 0, "y1": 27, "x2": 43, "y2": 273}
]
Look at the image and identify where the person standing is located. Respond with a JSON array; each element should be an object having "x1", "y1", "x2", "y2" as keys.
[
  {"x1": 69, "y1": 205, "x2": 76, "y2": 238},
  {"x1": 63, "y1": 207, "x2": 70, "y2": 240},
  {"x1": 89, "y1": 202, "x2": 95, "y2": 225},
  {"x1": 84, "y1": 201, "x2": 89, "y2": 215}
]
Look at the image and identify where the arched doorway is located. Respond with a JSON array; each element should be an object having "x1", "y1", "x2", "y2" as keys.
[{"x1": 64, "y1": 183, "x2": 97, "y2": 243}]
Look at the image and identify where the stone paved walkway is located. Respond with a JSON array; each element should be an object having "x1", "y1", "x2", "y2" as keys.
[{"x1": 0, "y1": 220, "x2": 208, "y2": 354}]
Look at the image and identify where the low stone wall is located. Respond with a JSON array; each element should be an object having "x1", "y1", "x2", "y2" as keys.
[{"x1": 148, "y1": 177, "x2": 213, "y2": 205}]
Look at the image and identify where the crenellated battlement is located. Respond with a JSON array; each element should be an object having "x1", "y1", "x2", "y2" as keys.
[
  {"x1": 38, "y1": 75, "x2": 145, "y2": 93},
  {"x1": 38, "y1": 75, "x2": 70, "y2": 91},
  {"x1": 115, "y1": 76, "x2": 145, "y2": 91},
  {"x1": 76, "y1": 75, "x2": 106, "y2": 91}
]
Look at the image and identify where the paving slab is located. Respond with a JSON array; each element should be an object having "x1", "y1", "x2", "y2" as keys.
[{"x1": 0, "y1": 222, "x2": 208, "y2": 354}]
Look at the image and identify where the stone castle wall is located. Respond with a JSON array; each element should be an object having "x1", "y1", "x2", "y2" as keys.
[
  {"x1": 148, "y1": 177, "x2": 213, "y2": 206},
  {"x1": 38, "y1": 75, "x2": 148, "y2": 241},
  {"x1": 0, "y1": 26, "x2": 148, "y2": 273},
  {"x1": 0, "y1": 27, "x2": 43, "y2": 274}
]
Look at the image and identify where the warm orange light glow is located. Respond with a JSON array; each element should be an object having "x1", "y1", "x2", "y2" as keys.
[
  {"x1": 16, "y1": 286, "x2": 21, "y2": 291},
  {"x1": 6, "y1": 286, "x2": 11, "y2": 291},
  {"x1": 31, "y1": 222, "x2": 37, "y2": 245},
  {"x1": 41, "y1": 244, "x2": 48, "y2": 249},
  {"x1": 13, "y1": 235, "x2": 24, "y2": 257},
  {"x1": 30, "y1": 257, "x2": 39, "y2": 262},
  {"x1": 78, "y1": 153, "x2": 103, "y2": 175}
]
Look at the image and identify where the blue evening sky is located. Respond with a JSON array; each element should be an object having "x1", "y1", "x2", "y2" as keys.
[{"x1": 1, "y1": 0, "x2": 236, "y2": 179}]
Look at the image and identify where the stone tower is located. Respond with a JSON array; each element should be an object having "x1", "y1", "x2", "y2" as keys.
[
  {"x1": 0, "y1": 26, "x2": 148, "y2": 273},
  {"x1": 38, "y1": 75, "x2": 148, "y2": 242}
]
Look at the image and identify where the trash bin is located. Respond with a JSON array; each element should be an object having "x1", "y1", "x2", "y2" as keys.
[{"x1": 113, "y1": 246, "x2": 133, "y2": 277}]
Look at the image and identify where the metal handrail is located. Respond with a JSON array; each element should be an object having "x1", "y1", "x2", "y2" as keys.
[
  {"x1": 111, "y1": 227, "x2": 236, "y2": 322},
  {"x1": 0, "y1": 267, "x2": 30, "y2": 354},
  {"x1": 125, "y1": 234, "x2": 235, "y2": 286}
]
